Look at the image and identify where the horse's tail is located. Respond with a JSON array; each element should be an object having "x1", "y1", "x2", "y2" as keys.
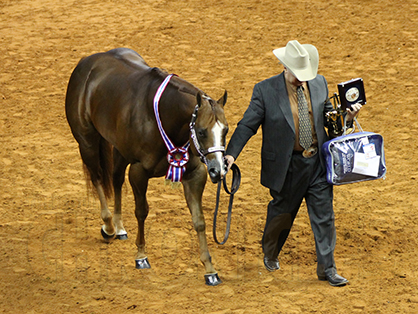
[
  {"x1": 82, "y1": 138, "x2": 114, "y2": 200},
  {"x1": 98, "y1": 139, "x2": 114, "y2": 199}
]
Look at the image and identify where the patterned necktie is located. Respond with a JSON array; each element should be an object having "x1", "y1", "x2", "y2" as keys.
[{"x1": 296, "y1": 86, "x2": 313, "y2": 150}]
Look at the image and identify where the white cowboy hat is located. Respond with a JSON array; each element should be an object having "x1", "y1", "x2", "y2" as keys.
[{"x1": 273, "y1": 40, "x2": 319, "y2": 81}]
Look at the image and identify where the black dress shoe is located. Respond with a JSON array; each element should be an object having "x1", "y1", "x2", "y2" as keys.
[
  {"x1": 318, "y1": 273, "x2": 349, "y2": 286},
  {"x1": 264, "y1": 256, "x2": 280, "y2": 272}
]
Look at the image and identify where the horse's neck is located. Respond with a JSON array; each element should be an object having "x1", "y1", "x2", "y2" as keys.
[{"x1": 157, "y1": 90, "x2": 195, "y2": 146}]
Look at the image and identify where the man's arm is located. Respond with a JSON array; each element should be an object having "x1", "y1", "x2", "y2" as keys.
[{"x1": 225, "y1": 83, "x2": 265, "y2": 169}]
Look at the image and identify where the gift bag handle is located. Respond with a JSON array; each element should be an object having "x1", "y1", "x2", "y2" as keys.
[{"x1": 343, "y1": 116, "x2": 363, "y2": 135}]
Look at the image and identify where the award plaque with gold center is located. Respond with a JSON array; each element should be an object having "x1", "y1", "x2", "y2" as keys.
[{"x1": 337, "y1": 78, "x2": 366, "y2": 110}]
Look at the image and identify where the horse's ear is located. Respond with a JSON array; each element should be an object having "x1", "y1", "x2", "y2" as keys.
[
  {"x1": 196, "y1": 92, "x2": 202, "y2": 107},
  {"x1": 217, "y1": 90, "x2": 227, "y2": 107}
]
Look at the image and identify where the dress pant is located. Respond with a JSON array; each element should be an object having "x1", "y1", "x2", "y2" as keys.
[{"x1": 262, "y1": 151, "x2": 337, "y2": 276}]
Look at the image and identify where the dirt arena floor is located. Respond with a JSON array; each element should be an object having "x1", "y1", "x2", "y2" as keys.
[{"x1": 1, "y1": 0, "x2": 418, "y2": 313}]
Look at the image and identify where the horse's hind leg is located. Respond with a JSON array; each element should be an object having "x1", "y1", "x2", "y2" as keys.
[
  {"x1": 113, "y1": 148, "x2": 129, "y2": 240},
  {"x1": 77, "y1": 132, "x2": 116, "y2": 241},
  {"x1": 128, "y1": 162, "x2": 151, "y2": 269},
  {"x1": 182, "y1": 164, "x2": 221, "y2": 286}
]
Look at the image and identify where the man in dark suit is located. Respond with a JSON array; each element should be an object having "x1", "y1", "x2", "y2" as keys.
[{"x1": 225, "y1": 40, "x2": 361, "y2": 286}]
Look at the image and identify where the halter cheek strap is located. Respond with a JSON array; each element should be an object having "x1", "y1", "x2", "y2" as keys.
[{"x1": 189, "y1": 104, "x2": 225, "y2": 164}]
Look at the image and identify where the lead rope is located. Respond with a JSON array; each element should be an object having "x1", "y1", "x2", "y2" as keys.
[{"x1": 213, "y1": 163, "x2": 241, "y2": 245}]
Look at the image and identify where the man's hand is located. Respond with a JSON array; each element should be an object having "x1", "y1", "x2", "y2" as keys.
[
  {"x1": 224, "y1": 155, "x2": 235, "y2": 172},
  {"x1": 346, "y1": 103, "x2": 362, "y2": 121}
]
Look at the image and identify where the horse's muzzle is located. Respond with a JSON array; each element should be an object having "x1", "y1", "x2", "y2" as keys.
[
  {"x1": 207, "y1": 158, "x2": 226, "y2": 183},
  {"x1": 208, "y1": 166, "x2": 222, "y2": 183},
  {"x1": 206, "y1": 154, "x2": 228, "y2": 183}
]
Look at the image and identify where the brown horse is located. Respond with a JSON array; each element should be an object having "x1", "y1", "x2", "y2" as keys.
[{"x1": 65, "y1": 48, "x2": 228, "y2": 285}]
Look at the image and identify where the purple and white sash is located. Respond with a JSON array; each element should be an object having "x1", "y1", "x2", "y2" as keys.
[{"x1": 153, "y1": 74, "x2": 190, "y2": 183}]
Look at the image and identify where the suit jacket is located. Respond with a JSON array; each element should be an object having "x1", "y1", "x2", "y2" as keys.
[{"x1": 226, "y1": 72, "x2": 334, "y2": 192}]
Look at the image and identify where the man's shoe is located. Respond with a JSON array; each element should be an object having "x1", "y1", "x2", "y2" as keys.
[
  {"x1": 264, "y1": 256, "x2": 280, "y2": 272},
  {"x1": 318, "y1": 273, "x2": 349, "y2": 287}
]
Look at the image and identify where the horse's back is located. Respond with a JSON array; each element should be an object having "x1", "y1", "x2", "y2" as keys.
[
  {"x1": 68, "y1": 48, "x2": 149, "y2": 91},
  {"x1": 106, "y1": 48, "x2": 150, "y2": 71},
  {"x1": 65, "y1": 48, "x2": 151, "y2": 121},
  {"x1": 80, "y1": 47, "x2": 148, "y2": 69}
]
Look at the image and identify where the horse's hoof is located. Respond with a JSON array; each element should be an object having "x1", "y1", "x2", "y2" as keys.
[
  {"x1": 101, "y1": 226, "x2": 116, "y2": 242},
  {"x1": 135, "y1": 257, "x2": 151, "y2": 269},
  {"x1": 204, "y1": 273, "x2": 222, "y2": 286},
  {"x1": 115, "y1": 233, "x2": 128, "y2": 240}
]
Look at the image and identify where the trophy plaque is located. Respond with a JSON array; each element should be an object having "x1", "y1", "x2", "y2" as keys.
[{"x1": 337, "y1": 78, "x2": 366, "y2": 110}]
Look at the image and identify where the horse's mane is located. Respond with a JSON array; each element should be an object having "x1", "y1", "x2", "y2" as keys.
[{"x1": 150, "y1": 67, "x2": 203, "y2": 97}]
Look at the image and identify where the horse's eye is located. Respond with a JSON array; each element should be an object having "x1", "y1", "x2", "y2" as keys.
[{"x1": 198, "y1": 129, "x2": 207, "y2": 138}]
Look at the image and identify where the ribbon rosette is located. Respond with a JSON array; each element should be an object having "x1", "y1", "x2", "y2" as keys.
[{"x1": 166, "y1": 146, "x2": 190, "y2": 182}]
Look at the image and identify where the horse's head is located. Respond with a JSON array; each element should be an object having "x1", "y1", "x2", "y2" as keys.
[{"x1": 190, "y1": 91, "x2": 228, "y2": 183}]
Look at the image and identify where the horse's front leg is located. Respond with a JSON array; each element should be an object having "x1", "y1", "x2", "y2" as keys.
[
  {"x1": 182, "y1": 164, "x2": 221, "y2": 286},
  {"x1": 128, "y1": 162, "x2": 151, "y2": 269}
]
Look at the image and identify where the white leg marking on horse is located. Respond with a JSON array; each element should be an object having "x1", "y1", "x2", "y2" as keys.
[{"x1": 211, "y1": 121, "x2": 227, "y2": 177}]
